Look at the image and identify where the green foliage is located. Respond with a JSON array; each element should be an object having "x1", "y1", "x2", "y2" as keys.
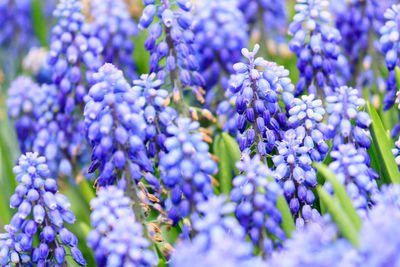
[
  {"x1": 317, "y1": 187, "x2": 360, "y2": 248},
  {"x1": 214, "y1": 133, "x2": 241, "y2": 195},
  {"x1": 366, "y1": 101, "x2": 400, "y2": 184},
  {"x1": 32, "y1": 0, "x2": 48, "y2": 47}
]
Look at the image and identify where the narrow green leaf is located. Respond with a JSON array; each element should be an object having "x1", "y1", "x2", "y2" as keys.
[
  {"x1": 214, "y1": 134, "x2": 232, "y2": 195},
  {"x1": 313, "y1": 163, "x2": 362, "y2": 230},
  {"x1": 396, "y1": 66, "x2": 400, "y2": 90},
  {"x1": 317, "y1": 187, "x2": 359, "y2": 248},
  {"x1": 77, "y1": 180, "x2": 95, "y2": 204},
  {"x1": 0, "y1": 131, "x2": 18, "y2": 225},
  {"x1": 366, "y1": 101, "x2": 400, "y2": 184},
  {"x1": 32, "y1": 0, "x2": 48, "y2": 47},
  {"x1": 221, "y1": 132, "x2": 241, "y2": 175},
  {"x1": 276, "y1": 195, "x2": 295, "y2": 237}
]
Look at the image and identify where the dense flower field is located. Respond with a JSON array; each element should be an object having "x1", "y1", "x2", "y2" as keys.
[{"x1": 1, "y1": 0, "x2": 400, "y2": 266}]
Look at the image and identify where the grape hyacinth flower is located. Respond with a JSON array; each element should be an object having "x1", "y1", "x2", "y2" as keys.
[
  {"x1": 171, "y1": 196, "x2": 265, "y2": 267},
  {"x1": 379, "y1": 4, "x2": 400, "y2": 110},
  {"x1": 230, "y1": 155, "x2": 285, "y2": 255},
  {"x1": 89, "y1": 0, "x2": 138, "y2": 79},
  {"x1": 159, "y1": 117, "x2": 218, "y2": 225},
  {"x1": 0, "y1": 152, "x2": 86, "y2": 266},
  {"x1": 238, "y1": 0, "x2": 287, "y2": 54},
  {"x1": 84, "y1": 63, "x2": 154, "y2": 187},
  {"x1": 0, "y1": 0, "x2": 36, "y2": 77},
  {"x1": 87, "y1": 184, "x2": 158, "y2": 267},
  {"x1": 230, "y1": 44, "x2": 294, "y2": 156},
  {"x1": 139, "y1": 0, "x2": 206, "y2": 113},
  {"x1": 7, "y1": 76, "x2": 42, "y2": 152},
  {"x1": 7, "y1": 77, "x2": 88, "y2": 178},
  {"x1": 193, "y1": 0, "x2": 248, "y2": 92},
  {"x1": 359, "y1": 184, "x2": 400, "y2": 266},
  {"x1": 273, "y1": 127, "x2": 321, "y2": 226},
  {"x1": 287, "y1": 94, "x2": 329, "y2": 161},
  {"x1": 48, "y1": 0, "x2": 103, "y2": 111},
  {"x1": 131, "y1": 73, "x2": 178, "y2": 161},
  {"x1": 267, "y1": 218, "x2": 360, "y2": 267},
  {"x1": 33, "y1": 85, "x2": 89, "y2": 179},
  {"x1": 323, "y1": 86, "x2": 372, "y2": 149},
  {"x1": 331, "y1": 0, "x2": 378, "y2": 77},
  {"x1": 289, "y1": 0, "x2": 342, "y2": 97},
  {"x1": 325, "y1": 144, "x2": 379, "y2": 216}
]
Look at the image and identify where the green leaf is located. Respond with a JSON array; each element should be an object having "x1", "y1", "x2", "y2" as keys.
[
  {"x1": 366, "y1": 101, "x2": 400, "y2": 184},
  {"x1": 77, "y1": 180, "x2": 95, "y2": 204},
  {"x1": 396, "y1": 66, "x2": 400, "y2": 90},
  {"x1": 317, "y1": 187, "x2": 359, "y2": 248},
  {"x1": 32, "y1": 0, "x2": 48, "y2": 47},
  {"x1": 213, "y1": 134, "x2": 232, "y2": 195},
  {"x1": 313, "y1": 163, "x2": 362, "y2": 230},
  {"x1": 221, "y1": 132, "x2": 241, "y2": 175},
  {"x1": 276, "y1": 195, "x2": 295, "y2": 237},
  {"x1": 0, "y1": 131, "x2": 18, "y2": 225}
]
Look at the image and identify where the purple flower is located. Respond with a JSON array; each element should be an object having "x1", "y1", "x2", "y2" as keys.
[
  {"x1": 89, "y1": 0, "x2": 138, "y2": 79},
  {"x1": 87, "y1": 184, "x2": 157, "y2": 267},
  {"x1": 273, "y1": 127, "x2": 321, "y2": 224},
  {"x1": 229, "y1": 44, "x2": 294, "y2": 156},
  {"x1": 140, "y1": 0, "x2": 205, "y2": 108},
  {"x1": 289, "y1": 0, "x2": 342, "y2": 97},
  {"x1": 48, "y1": 0, "x2": 103, "y2": 109},
  {"x1": 0, "y1": 152, "x2": 85, "y2": 266},
  {"x1": 84, "y1": 63, "x2": 152, "y2": 187},
  {"x1": 171, "y1": 196, "x2": 265, "y2": 267},
  {"x1": 325, "y1": 144, "x2": 379, "y2": 216},
  {"x1": 230, "y1": 155, "x2": 285, "y2": 254},
  {"x1": 193, "y1": 0, "x2": 248, "y2": 92},
  {"x1": 159, "y1": 117, "x2": 218, "y2": 225}
]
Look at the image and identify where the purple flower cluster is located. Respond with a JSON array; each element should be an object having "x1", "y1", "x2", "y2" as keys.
[
  {"x1": 87, "y1": 184, "x2": 158, "y2": 266},
  {"x1": 131, "y1": 73, "x2": 177, "y2": 161},
  {"x1": 380, "y1": 4, "x2": 400, "y2": 111},
  {"x1": 140, "y1": 0, "x2": 205, "y2": 109},
  {"x1": 325, "y1": 144, "x2": 378, "y2": 216},
  {"x1": 289, "y1": 0, "x2": 342, "y2": 97},
  {"x1": 238, "y1": 0, "x2": 287, "y2": 46},
  {"x1": 268, "y1": 218, "x2": 360, "y2": 267},
  {"x1": 0, "y1": 152, "x2": 85, "y2": 266},
  {"x1": 321, "y1": 86, "x2": 378, "y2": 214},
  {"x1": 171, "y1": 196, "x2": 264, "y2": 267},
  {"x1": 48, "y1": 0, "x2": 103, "y2": 111},
  {"x1": 159, "y1": 117, "x2": 218, "y2": 225},
  {"x1": 84, "y1": 63, "x2": 155, "y2": 187},
  {"x1": 89, "y1": 0, "x2": 138, "y2": 79},
  {"x1": 7, "y1": 76, "x2": 88, "y2": 178},
  {"x1": 324, "y1": 86, "x2": 371, "y2": 148},
  {"x1": 273, "y1": 127, "x2": 321, "y2": 225},
  {"x1": 7, "y1": 76, "x2": 42, "y2": 152},
  {"x1": 193, "y1": 0, "x2": 248, "y2": 92},
  {"x1": 230, "y1": 155, "x2": 285, "y2": 255},
  {"x1": 0, "y1": 0, "x2": 35, "y2": 76},
  {"x1": 331, "y1": 0, "x2": 381, "y2": 76},
  {"x1": 230, "y1": 44, "x2": 294, "y2": 156}
]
